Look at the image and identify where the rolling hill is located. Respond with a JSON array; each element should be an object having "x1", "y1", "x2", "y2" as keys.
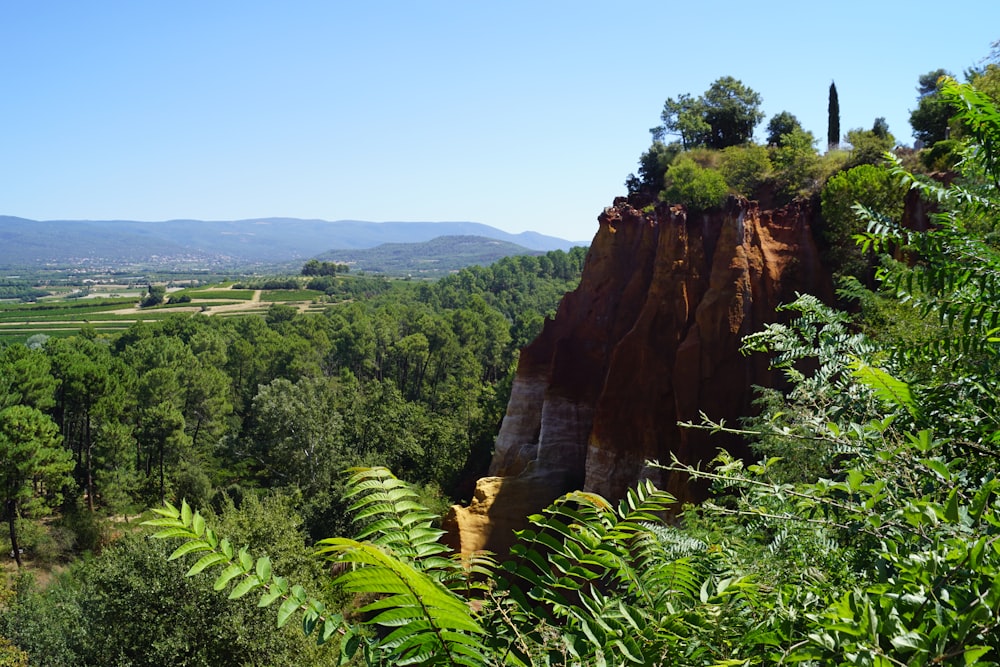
[{"x1": 315, "y1": 235, "x2": 544, "y2": 275}]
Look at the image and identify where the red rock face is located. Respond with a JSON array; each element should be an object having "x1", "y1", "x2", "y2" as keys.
[{"x1": 443, "y1": 196, "x2": 831, "y2": 555}]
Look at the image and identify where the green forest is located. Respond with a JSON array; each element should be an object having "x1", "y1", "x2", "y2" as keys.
[
  {"x1": 5, "y1": 56, "x2": 1000, "y2": 665},
  {"x1": 0, "y1": 250, "x2": 585, "y2": 665}
]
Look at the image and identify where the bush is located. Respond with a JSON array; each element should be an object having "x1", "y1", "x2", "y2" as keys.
[
  {"x1": 139, "y1": 284, "x2": 165, "y2": 308},
  {"x1": 626, "y1": 141, "x2": 680, "y2": 194},
  {"x1": 661, "y1": 157, "x2": 729, "y2": 211},
  {"x1": 0, "y1": 636, "x2": 28, "y2": 667},
  {"x1": 683, "y1": 147, "x2": 722, "y2": 170},
  {"x1": 844, "y1": 126, "x2": 895, "y2": 168},
  {"x1": 305, "y1": 275, "x2": 336, "y2": 292},
  {"x1": 819, "y1": 163, "x2": 905, "y2": 283},
  {"x1": 815, "y1": 148, "x2": 851, "y2": 183},
  {"x1": 75, "y1": 532, "x2": 334, "y2": 666},
  {"x1": 769, "y1": 127, "x2": 821, "y2": 200},
  {"x1": 0, "y1": 571, "x2": 84, "y2": 665},
  {"x1": 171, "y1": 460, "x2": 213, "y2": 508},
  {"x1": 719, "y1": 144, "x2": 772, "y2": 197},
  {"x1": 4, "y1": 519, "x2": 75, "y2": 566},
  {"x1": 24, "y1": 334, "x2": 48, "y2": 350},
  {"x1": 59, "y1": 499, "x2": 111, "y2": 555},
  {"x1": 920, "y1": 138, "x2": 963, "y2": 171}
]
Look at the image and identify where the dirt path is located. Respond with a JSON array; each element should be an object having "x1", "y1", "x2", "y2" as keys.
[{"x1": 197, "y1": 290, "x2": 265, "y2": 315}]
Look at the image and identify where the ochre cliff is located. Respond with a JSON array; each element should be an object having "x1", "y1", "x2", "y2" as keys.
[{"x1": 443, "y1": 195, "x2": 831, "y2": 555}]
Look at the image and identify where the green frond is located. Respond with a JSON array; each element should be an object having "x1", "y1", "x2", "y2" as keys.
[
  {"x1": 186, "y1": 551, "x2": 230, "y2": 577},
  {"x1": 314, "y1": 508, "x2": 488, "y2": 666},
  {"x1": 336, "y1": 467, "x2": 457, "y2": 581},
  {"x1": 168, "y1": 539, "x2": 213, "y2": 561},
  {"x1": 849, "y1": 360, "x2": 916, "y2": 418}
]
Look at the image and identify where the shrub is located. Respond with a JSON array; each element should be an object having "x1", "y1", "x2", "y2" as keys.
[
  {"x1": 626, "y1": 141, "x2": 679, "y2": 194},
  {"x1": 815, "y1": 148, "x2": 851, "y2": 183},
  {"x1": 844, "y1": 126, "x2": 895, "y2": 168},
  {"x1": 139, "y1": 285, "x2": 165, "y2": 308},
  {"x1": 769, "y1": 127, "x2": 821, "y2": 200},
  {"x1": 661, "y1": 157, "x2": 729, "y2": 210},
  {"x1": 0, "y1": 636, "x2": 28, "y2": 667},
  {"x1": 819, "y1": 163, "x2": 905, "y2": 283},
  {"x1": 682, "y1": 146, "x2": 722, "y2": 170},
  {"x1": 719, "y1": 144, "x2": 772, "y2": 197},
  {"x1": 920, "y1": 138, "x2": 962, "y2": 171}
]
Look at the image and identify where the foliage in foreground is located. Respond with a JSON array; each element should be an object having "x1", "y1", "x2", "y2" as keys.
[
  {"x1": 1, "y1": 494, "x2": 336, "y2": 666},
  {"x1": 149, "y1": 467, "x2": 768, "y2": 666}
]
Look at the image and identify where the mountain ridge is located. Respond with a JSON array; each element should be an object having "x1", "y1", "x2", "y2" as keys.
[{"x1": 0, "y1": 216, "x2": 583, "y2": 270}]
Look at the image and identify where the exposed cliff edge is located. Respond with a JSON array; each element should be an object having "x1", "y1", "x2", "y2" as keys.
[{"x1": 444, "y1": 195, "x2": 832, "y2": 555}]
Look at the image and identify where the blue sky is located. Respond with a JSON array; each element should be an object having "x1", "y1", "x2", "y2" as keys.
[{"x1": 2, "y1": 1, "x2": 997, "y2": 243}]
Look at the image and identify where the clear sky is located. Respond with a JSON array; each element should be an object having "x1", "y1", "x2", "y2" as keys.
[{"x1": 2, "y1": 1, "x2": 997, "y2": 243}]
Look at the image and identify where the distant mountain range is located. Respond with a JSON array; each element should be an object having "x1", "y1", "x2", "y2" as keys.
[{"x1": 0, "y1": 216, "x2": 583, "y2": 271}]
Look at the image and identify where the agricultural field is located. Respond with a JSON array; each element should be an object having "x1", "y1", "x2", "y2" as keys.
[{"x1": 0, "y1": 283, "x2": 329, "y2": 344}]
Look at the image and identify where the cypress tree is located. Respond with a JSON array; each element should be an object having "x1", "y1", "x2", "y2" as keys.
[{"x1": 828, "y1": 81, "x2": 840, "y2": 150}]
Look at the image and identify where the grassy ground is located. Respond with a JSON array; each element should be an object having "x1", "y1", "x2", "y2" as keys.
[{"x1": 260, "y1": 289, "x2": 322, "y2": 302}]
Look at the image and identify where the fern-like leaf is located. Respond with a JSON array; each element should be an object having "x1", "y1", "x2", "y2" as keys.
[{"x1": 315, "y1": 537, "x2": 487, "y2": 665}]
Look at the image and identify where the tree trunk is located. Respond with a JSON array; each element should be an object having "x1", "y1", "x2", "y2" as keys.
[
  {"x1": 191, "y1": 416, "x2": 202, "y2": 453},
  {"x1": 85, "y1": 411, "x2": 94, "y2": 512},
  {"x1": 158, "y1": 441, "x2": 165, "y2": 504},
  {"x1": 135, "y1": 420, "x2": 142, "y2": 474},
  {"x1": 7, "y1": 500, "x2": 21, "y2": 568}
]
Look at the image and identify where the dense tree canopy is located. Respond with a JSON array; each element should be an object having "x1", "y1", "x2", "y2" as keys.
[
  {"x1": 0, "y1": 246, "x2": 587, "y2": 662},
  {"x1": 655, "y1": 76, "x2": 764, "y2": 149},
  {"x1": 635, "y1": 74, "x2": 867, "y2": 207}
]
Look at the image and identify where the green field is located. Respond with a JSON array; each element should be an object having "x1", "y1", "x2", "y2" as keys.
[
  {"x1": 0, "y1": 284, "x2": 328, "y2": 343},
  {"x1": 181, "y1": 289, "x2": 256, "y2": 300},
  {"x1": 260, "y1": 289, "x2": 323, "y2": 302}
]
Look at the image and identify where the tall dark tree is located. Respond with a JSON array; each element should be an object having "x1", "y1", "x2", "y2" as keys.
[
  {"x1": 701, "y1": 77, "x2": 764, "y2": 148},
  {"x1": 0, "y1": 406, "x2": 73, "y2": 567},
  {"x1": 910, "y1": 69, "x2": 954, "y2": 145},
  {"x1": 766, "y1": 111, "x2": 802, "y2": 146},
  {"x1": 656, "y1": 93, "x2": 710, "y2": 149},
  {"x1": 872, "y1": 117, "x2": 890, "y2": 139},
  {"x1": 917, "y1": 69, "x2": 951, "y2": 97},
  {"x1": 828, "y1": 81, "x2": 840, "y2": 150}
]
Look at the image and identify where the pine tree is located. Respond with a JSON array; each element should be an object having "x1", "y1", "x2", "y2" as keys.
[
  {"x1": 0, "y1": 405, "x2": 73, "y2": 567},
  {"x1": 828, "y1": 81, "x2": 840, "y2": 150}
]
